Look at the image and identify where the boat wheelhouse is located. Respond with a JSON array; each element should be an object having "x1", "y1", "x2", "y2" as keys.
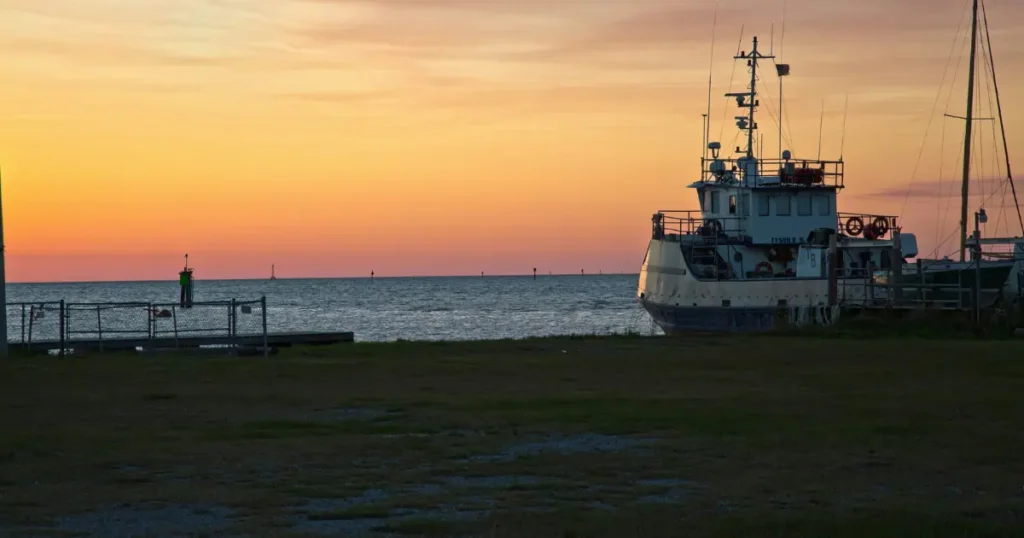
[{"x1": 637, "y1": 35, "x2": 924, "y2": 332}]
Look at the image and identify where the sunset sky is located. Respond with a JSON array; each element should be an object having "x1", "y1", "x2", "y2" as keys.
[{"x1": 1, "y1": 0, "x2": 1023, "y2": 282}]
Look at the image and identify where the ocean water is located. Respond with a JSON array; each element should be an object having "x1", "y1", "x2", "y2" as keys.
[{"x1": 6, "y1": 275, "x2": 660, "y2": 343}]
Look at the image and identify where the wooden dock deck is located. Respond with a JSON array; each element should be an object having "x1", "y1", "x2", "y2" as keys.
[{"x1": 11, "y1": 331, "x2": 355, "y2": 354}]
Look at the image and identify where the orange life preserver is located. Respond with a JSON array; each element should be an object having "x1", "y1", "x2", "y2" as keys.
[
  {"x1": 755, "y1": 261, "x2": 773, "y2": 274},
  {"x1": 845, "y1": 216, "x2": 864, "y2": 236},
  {"x1": 871, "y1": 216, "x2": 890, "y2": 237}
]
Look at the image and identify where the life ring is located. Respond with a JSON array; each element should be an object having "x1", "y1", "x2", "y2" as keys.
[
  {"x1": 845, "y1": 216, "x2": 864, "y2": 236},
  {"x1": 754, "y1": 261, "x2": 773, "y2": 275},
  {"x1": 871, "y1": 216, "x2": 890, "y2": 237}
]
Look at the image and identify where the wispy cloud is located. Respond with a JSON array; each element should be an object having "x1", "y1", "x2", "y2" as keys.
[{"x1": 859, "y1": 177, "x2": 1018, "y2": 200}]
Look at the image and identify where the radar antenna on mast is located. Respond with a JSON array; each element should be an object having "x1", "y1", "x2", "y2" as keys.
[{"x1": 724, "y1": 36, "x2": 775, "y2": 183}]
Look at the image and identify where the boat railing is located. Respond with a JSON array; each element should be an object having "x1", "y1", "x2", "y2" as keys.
[
  {"x1": 832, "y1": 265, "x2": 1006, "y2": 310},
  {"x1": 652, "y1": 210, "x2": 746, "y2": 241},
  {"x1": 837, "y1": 212, "x2": 899, "y2": 239},
  {"x1": 699, "y1": 157, "x2": 845, "y2": 189}
]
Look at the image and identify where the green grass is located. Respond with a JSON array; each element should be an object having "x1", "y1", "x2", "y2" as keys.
[{"x1": 1, "y1": 334, "x2": 1023, "y2": 537}]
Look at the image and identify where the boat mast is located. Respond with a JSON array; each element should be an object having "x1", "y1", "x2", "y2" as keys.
[
  {"x1": 959, "y1": 0, "x2": 979, "y2": 262},
  {"x1": 730, "y1": 37, "x2": 774, "y2": 163},
  {"x1": 744, "y1": 37, "x2": 759, "y2": 159}
]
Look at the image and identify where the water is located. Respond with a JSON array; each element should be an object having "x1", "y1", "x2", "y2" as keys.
[{"x1": 6, "y1": 275, "x2": 659, "y2": 343}]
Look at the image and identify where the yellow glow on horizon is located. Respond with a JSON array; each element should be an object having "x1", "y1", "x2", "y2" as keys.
[{"x1": 1, "y1": 0, "x2": 1023, "y2": 281}]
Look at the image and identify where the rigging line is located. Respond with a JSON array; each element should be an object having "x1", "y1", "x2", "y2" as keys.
[
  {"x1": 718, "y1": 25, "x2": 745, "y2": 143},
  {"x1": 930, "y1": 183, "x2": 1013, "y2": 263},
  {"x1": 981, "y1": 0, "x2": 1023, "y2": 235},
  {"x1": 764, "y1": 78, "x2": 797, "y2": 155},
  {"x1": 940, "y1": 129, "x2": 967, "y2": 245},
  {"x1": 980, "y1": 33, "x2": 1000, "y2": 186},
  {"x1": 935, "y1": 117, "x2": 948, "y2": 247},
  {"x1": 931, "y1": 169, "x2": 1009, "y2": 258},
  {"x1": 982, "y1": 36, "x2": 1003, "y2": 217},
  {"x1": 899, "y1": 0, "x2": 973, "y2": 220},
  {"x1": 756, "y1": 75, "x2": 796, "y2": 151},
  {"x1": 942, "y1": 10, "x2": 971, "y2": 116},
  {"x1": 936, "y1": 10, "x2": 972, "y2": 236}
]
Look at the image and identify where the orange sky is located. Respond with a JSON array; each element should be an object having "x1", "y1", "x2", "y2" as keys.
[{"x1": 1, "y1": 0, "x2": 1023, "y2": 282}]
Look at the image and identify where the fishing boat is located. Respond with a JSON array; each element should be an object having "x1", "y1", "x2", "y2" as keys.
[{"x1": 636, "y1": 0, "x2": 1022, "y2": 333}]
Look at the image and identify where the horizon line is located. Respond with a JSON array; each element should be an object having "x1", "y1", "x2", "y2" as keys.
[{"x1": 6, "y1": 272, "x2": 639, "y2": 285}]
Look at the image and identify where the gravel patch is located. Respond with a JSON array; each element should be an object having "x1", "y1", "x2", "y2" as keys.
[
  {"x1": 636, "y1": 478, "x2": 701, "y2": 504},
  {"x1": 292, "y1": 492, "x2": 488, "y2": 536},
  {"x1": 443, "y1": 475, "x2": 546, "y2": 489},
  {"x1": 463, "y1": 433, "x2": 657, "y2": 462},
  {"x1": 49, "y1": 503, "x2": 234, "y2": 538}
]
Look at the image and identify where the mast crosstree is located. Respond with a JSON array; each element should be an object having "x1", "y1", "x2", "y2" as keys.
[{"x1": 726, "y1": 36, "x2": 775, "y2": 161}]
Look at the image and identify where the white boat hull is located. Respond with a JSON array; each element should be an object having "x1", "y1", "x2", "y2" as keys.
[{"x1": 638, "y1": 239, "x2": 837, "y2": 332}]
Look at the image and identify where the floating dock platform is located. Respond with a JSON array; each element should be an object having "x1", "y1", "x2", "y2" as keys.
[{"x1": 10, "y1": 331, "x2": 355, "y2": 354}]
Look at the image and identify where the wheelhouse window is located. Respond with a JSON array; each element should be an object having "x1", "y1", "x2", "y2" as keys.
[
  {"x1": 728, "y1": 195, "x2": 737, "y2": 215},
  {"x1": 814, "y1": 195, "x2": 831, "y2": 216},
  {"x1": 710, "y1": 191, "x2": 720, "y2": 213},
  {"x1": 797, "y1": 195, "x2": 812, "y2": 216},
  {"x1": 741, "y1": 193, "x2": 751, "y2": 217},
  {"x1": 776, "y1": 195, "x2": 791, "y2": 216},
  {"x1": 758, "y1": 195, "x2": 769, "y2": 216}
]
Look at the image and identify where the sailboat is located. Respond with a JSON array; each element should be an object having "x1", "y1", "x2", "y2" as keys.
[{"x1": 898, "y1": 0, "x2": 1023, "y2": 305}]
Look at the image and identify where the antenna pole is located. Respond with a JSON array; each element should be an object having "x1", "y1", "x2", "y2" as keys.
[
  {"x1": 701, "y1": 114, "x2": 708, "y2": 178},
  {"x1": 980, "y1": 0, "x2": 1023, "y2": 235},
  {"x1": 779, "y1": 69, "x2": 784, "y2": 159},
  {"x1": 705, "y1": 0, "x2": 719, "y2": 180},
  {"x1": 959, "y1": 0, "x2": 979, "y2": 262},
  {"x1": 780, "y1": 0, "x2": 787, "y2": 61},
  {"x1": 779, "y1": 0, "x2": 788, "y2": 160},
  {"x1": 817, "y1": 99, "x2": 825, "y2": 161},
  {"x1": 840, "y1": 93, "x2": 850, "y2": 161}
]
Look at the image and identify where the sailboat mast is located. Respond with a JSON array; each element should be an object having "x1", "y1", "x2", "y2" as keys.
[{"x1": 959, "y1": 0, "x2": 979, "y2": 262}]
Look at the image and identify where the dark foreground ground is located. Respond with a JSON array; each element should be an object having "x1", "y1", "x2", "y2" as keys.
[{"x1": 1, "y1": 335, "x2": 1023, "y2": 537}]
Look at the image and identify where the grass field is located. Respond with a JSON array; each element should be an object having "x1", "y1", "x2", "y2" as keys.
[{"x1": 1, "y1": 334, "x2": 1023, "y2": 537}]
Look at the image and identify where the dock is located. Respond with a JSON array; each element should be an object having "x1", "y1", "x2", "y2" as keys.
[{"x1": 6, "y1": 296, "x2": 356, "y2": 356}]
